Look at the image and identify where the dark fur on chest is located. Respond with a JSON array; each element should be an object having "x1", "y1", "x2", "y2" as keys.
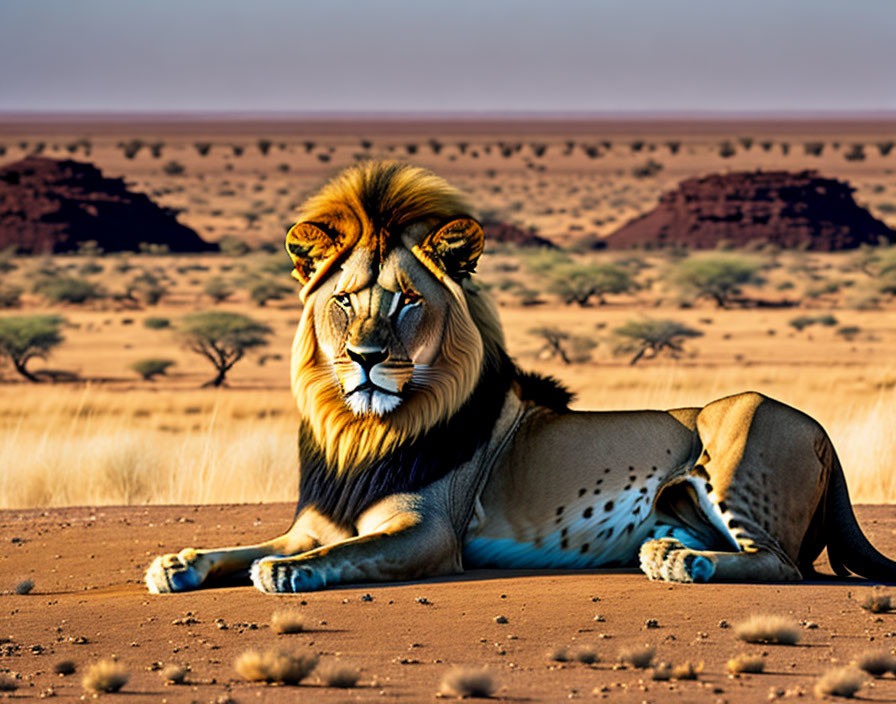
[{"x1": 294, "y1": 353, "x2": 571, "y2": 530}]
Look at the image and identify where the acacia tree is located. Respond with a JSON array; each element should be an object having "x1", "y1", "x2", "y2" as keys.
[
  {"x1": 178, "y1": 312, "x2": 271, "y2": 387},
  {"x1": 546, "y1": 263, "x2": 635, "y2": 306},
  {"x1": 613, "y1": 319, "x2": 702, "y2": 365},
  {"x1": 669, "y1": 255, "x2": 764, "y2": 308},
  {"x1": 530, "y1": 326, "x2": 596, "y2": 365},
  {"x1": 0, "y1": 315, "x2": 65, "y2": 382}
]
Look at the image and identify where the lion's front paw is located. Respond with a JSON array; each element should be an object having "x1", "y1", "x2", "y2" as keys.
[
  {"x1": 250, "y1": 557, "x2": 327, "y2": 594},
  {"x1": 639, "y1": 538, "x2": 716, "y2": 583},
  {"x1": 145, "y1": 548, "x2": 209, "y2": 594}
]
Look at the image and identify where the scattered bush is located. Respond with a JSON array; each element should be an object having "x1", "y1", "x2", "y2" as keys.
[
  {"x1": 530, "y1": 327, "x2": 596, "y2": 364},
  {"x1": 789, "y1": 314, "x2": 839, "y2": 331},
  {"x1": 53, "y1": 660, "x2": 76, "y2": 676},
  {"x1": 438, "y1": 667, "x2": 496, "y2": 698},
  {"x1": 218, "y1": 235, "x2": 252, "y2": 256},
  {"x1": 734, "y1": 615, "x2": 800, "y2": 645},
  {"x1": 119, "y1": 138, "x2": 144, "y2": 159},
  {"x1": 194, "y1": 142, "x2": 212, "y2": 156},
  {"x1": 613, "y1": 318, "x2": 702, "y2": 365},
  {"x1": 0, "y1": 314, "x2": 66, "y2": 382},
  {"x1": 178, "y1": 311, "x2": 272, "y2": 387},
  {"x1": 719, "y1": 140, "x2": 736, "y2": 158},
  {"x1": 844, "y1": 144, "x2": 866, "y2": 161},
  {"x1": 0, "y1": 675, "x2": 17, "y2": 692},
  {"x1": 859, "y1": 587, "x2": 891, "y2": 613},
  {"x1": 257, "y1": 138, "x2": 273, "y2": 155},
  {"x1": 161, "y1": 663, "x2": 188, "y2": 684},
  {"x1": 162, "y1": 160, "x2": 185, "y2": 176},
  {"x1": 234, "y1": 649, "x2": 318, "y2": 684},
  {"x1": 877, "y1": 141, "x2": 894, "y2": 157},
  {"x1": 130, "y1": 358, "x2": 176, "y2": 381},
  {"x1": 15, "y1": 578, "x2": 35, "y2": 594},
  {"x1": 814, "y1": 666, "x2": 865, "y2": 699},
  {"x1": 317, "y1": 660, "x2": 360, "y2": 688},
  {"x1": 545, "y1": 263, "x2": 636, "y2": 306},
  {"x1": 574, "y1": 646, "x2": 599, "y2": 665},
  {"x1": 143, "y1": 316, "x2": 171, "y2": 330},
  {"x1": 852, "y1": 650, "x2": 896, "y2": 677},
  {"x1": 632, "y1": 158, "x2": 663, "y2": 178},
  {"x1": 0, "y1": 284, "x2": 23, "y2": 308},
  {"x1": 82, "y1": 659, "x2": 129, "y2": 694},
  {"x1": 126, "y1": 271, "x2": 168, "y2": 305},
  {"x1": 34, "y1": 276, "x2": 106, "y2": 304},
  {"x1": 727, "y1": 653, "x2": 765, "y2": 674},
  {"x1": 669, "y1": 255, "x2": 764, "y2": 307},
  {"x1": 804, "y1": 141, "x2": 825, "y2": 156},
  {"x1": 250, "y1": 280, "x2": 293, "y2": 306},
  {"x1": 618, "y1": 646, "x2": 655, "y2": 669},
  {"x1": 204, "y1": 277, "x2": 236, "y2": 303},
  {"x1": 271, "y1": 609, "x2": 305, "y2": 634}
]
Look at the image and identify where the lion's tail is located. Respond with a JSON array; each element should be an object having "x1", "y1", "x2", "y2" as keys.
[{"x1": 821, "y1": 436, "x2": 896, "y2": 582}]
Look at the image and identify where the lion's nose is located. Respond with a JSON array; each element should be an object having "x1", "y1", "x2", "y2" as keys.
[{"x1": 346, "y1": 345, "x2": 388, "y2": 370}]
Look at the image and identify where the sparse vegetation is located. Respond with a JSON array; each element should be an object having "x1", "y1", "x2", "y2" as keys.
[
  {"x1": 859, "y1": 587, "x2": 891, "y2": 613},
  {"x1": 727, "y1": 653, "x2": 765, "y2": 674},
  {"x1": 851, "y1": 650, "x2": 896, "y2": 677},
  {"x1": 204, "y1": 277, "x2": 236, "y2": 303},
  {"x1": 130, "y1": 358, "x2": 176, "y2": 381},
  {"x1": 317, "y1": 660, "x2": 360, "y2": 688},
  {"x1": 234, "y1": 649, "x2": 318, "y2": 685},
  {"x1": 438, "y1": 667, "x2": 496, "y2": 698},
  {"x1": 271, "y1": 609, "x2": 305, "y2": 634},
  {"x1": 34, "y1": 275, "x2": 106, "y2": 304},
  {"x1": 143, "y1": 316, "x2": 171, "y2": 330},
  {"x1": 82, "y1": 658, "x2": 129, "y2": 694},
  {"x1": 619, "y1": 646, "x2": 655, "y2": 669},
  {"x1": 814, "y1": 666, "x2": 865, "y2": 699},
  {"x1": 15, "y1": 578, "x2": 35, "y2": 594},
  {"x1": 161, "y1": 663, "x2": 188, "y2": 684},
  {"x1": 178, "y1": 311, "x2": 272, "y2": 387},
  {"x1": 734, "y1": 615, "x2": 800, "y2": 645},
  {"x1": 669, "y1": 255, "x2": 764, "y2": 307},
  {"x1": 613, "y1": 318, "x2": 702, "y2": 365},
  {"x1": 0, "y1": 315, "x2": 66, "y2": 382},
  {"x1": 162, "y1": 160, "x2": 186, "y2": 176},
  {"x1": 53, "y1": 660, "x2": 76, "y2": 676},
  {"x1": 530, "y1": 326, "x2": 596, "y2": 364}
]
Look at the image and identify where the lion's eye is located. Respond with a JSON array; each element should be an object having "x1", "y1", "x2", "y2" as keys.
[
  {"x1": 401, "y1": 290, "x2": 422, "y2": 306},
  {"x1": 332, "y1": 293, "x2": 352, "y2": 310}
]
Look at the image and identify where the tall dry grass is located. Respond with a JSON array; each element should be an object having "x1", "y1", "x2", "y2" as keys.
[{"x1": 1, "y1": 362, "x2": 894, "y2": 508}]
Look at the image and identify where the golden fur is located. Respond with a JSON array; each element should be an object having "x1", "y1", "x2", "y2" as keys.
[{"x1": 288, "y1": 162, "x2": 504, "y2": 472}]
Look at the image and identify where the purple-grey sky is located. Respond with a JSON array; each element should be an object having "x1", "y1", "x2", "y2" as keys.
[{"x1": 1, "y1": 0, "x2": 894, "y2": 113}]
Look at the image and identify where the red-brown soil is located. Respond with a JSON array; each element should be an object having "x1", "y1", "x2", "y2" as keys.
[
  {"x1": 605, "y1": 171, "x2": 896, "y2": 251},
  {"x1": 0, "y1": 157, "x2": 215, "y2": 254},
  {"x1": 3, "y1": 504, "x2": 896, "y2": 702}
]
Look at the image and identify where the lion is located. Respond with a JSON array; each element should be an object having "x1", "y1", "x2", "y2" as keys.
[{"x1": 145, "y1": 161, "x2": 896, "y2": 594}]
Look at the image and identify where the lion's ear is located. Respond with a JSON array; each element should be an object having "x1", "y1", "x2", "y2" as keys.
[
  {"x1": 418, "y1": 218, "x2": 485, "y2": 280},
  {"x1": 285, "y1": 222, "x2": 340, "y2": 285}
]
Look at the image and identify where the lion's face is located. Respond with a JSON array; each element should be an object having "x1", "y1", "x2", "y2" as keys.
[{"x1": 312, "y1": 247, "x2": 451, "y2": 416}]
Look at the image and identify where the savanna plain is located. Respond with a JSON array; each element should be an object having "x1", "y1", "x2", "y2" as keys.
[{"x1": 2, "y1": 117, "x2": 896, "y2": 701}]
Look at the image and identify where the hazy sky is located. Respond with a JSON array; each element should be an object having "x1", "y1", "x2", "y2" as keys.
[{"x1": 1, "y1": 0, "x2": 894, "y2": 113}]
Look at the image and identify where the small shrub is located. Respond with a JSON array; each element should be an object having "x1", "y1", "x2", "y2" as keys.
[
  {"x1": 53, "y1": 660, "x2": 76, "y2": 676},
  {"x1": 130, "y1": 358, "x2": 176, "y2": 381},
  {"x1": 0, "y1": 675, "x2": 18, "y2": 692},
  {"x1": 250, "y1": 280, "x2": 292, "y2": 307},
  {"x1": 143, "y1": 316, "x2": 170, "y2": 330},
  {"x1": 162, "y1": 160, "x2": 185, "y2": 176},
  {"x1": 859, "y1": 588, "x2": 891, "y2": 613},
  {"x1": 257, "y1": 138, "x2": 272, "y2": 155},
  {"x1": 719, "y1": 140, "x2": 736, "y2": 158},
  {"x1": 877, "y1": 141, "x2": 895, "y2": 157},
  {"x1": 438, "y1": 667, "x2": 496, "y2": 698},
  {"x1": 804, "y1": 141, "x2": 825, "y2": 156},
  {"x1": 161, "y1": 663, "x2": 188, "y2": 684},
  {"x1": 727, "y1": 653, "x2": 765, "y2": 674},
  {"x1": 619, "y1": 646, "x2": 655, "y2": 669},
  {"x1": 204, "y1": 277, "x2": 236, "y2": 303},
  {"x1": 120, "y1": 138, "x2": 144, "y2": 159},
  {"x1": 0, "y1": 284, "x2": 22, "y2": 308},
  {"x1": 219, "y1": 235, "x2": 251, "y2": 256},
  {"x1": 632, "y1": 158, "x2": 663, "y2": 178},
  {"x1": 34, "y1": 276, "x2": 105, "y2": 304},
  {"x1": 734, "y1": 615, "x2": 800, "y2": 645},
  {"x1": 651, "y1": 663, "x2": 673, "y2": 681},
  {"x1": 194, "y1": 142, "x2": 212, "y2": 156},
  {"x1": 836, "y1": 325, "x2": 860, "y2": 340},
  {"x1": 613, "y1": 319, "x2": 702, "y2": 365},
  {"x1": 669, "y1": 255, "x2": 765, "y2": 307},
  {"x1": 317, "y1": 660, "x2": 360, "y2": 688},
  {"x1": 574, "y1": 646, "x2": 599, "y2": 665},
  {"x1": 671, "y1": 662, "x2": 701, "y2": 680},
  {"x1": 82, "y1": 658, "x2": 129, "y2": 694},
  {"x1": 852, "y1": 650, "x2": 896, "y2": 677},
  {"x1": 844, "y1": 144, "x2": 866, "y2": 162},
  {"x1": 271, "y1": 609, "x2": 305, "y2": 634},
  {"x1": 234, "y1": 649, "x2": 318, "y2": 685},
  {"x1": 814, "y1": 666, "x2": 865, "y2": 699},
  {"x1": 15, "y1": 579, "x2": 34, "y2": 594},
  {"x1": 547, "y1": 646, "x2": 570, "y2": 662}
]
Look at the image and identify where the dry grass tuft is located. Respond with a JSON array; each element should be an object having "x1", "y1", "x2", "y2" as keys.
[
  {"x1": 438, "y1": 667, "x2": 496, "y2": 698},
  {"x1": 234, "y1": 649, "x2": 318, "y2": 685},
  {"x1": 271, "y1": 609, "x2": 306, "y2": 634},
  {"x1": 53, "y1": 660, "x2": 76, "y2": 676},
  {"x1": 14, "y1": 579, "x2": 34, "y2": 595},
  {"x1": 671, "y1": 661, "x2": 702, "y2": 680},
  {"x1": 574, "y1": 646, "x2": 599, "y2": 665},
  {"x1": 82, "y1": 658, "x2": 129, "y2": 694},
  {"x1": 651, "y1": 662, "x2": 673, "y2": 681},
  {"x1": 859, "y1": 588, "x2": 892, "y2": 613},
  {"x1": 727, "y1": 653, "x2": 766, "y2": 674},
  {"x1": 317, "y1": 660, "x2": 360, "y2": 688},
  {"x1": 813, "y1": 666, "x2": 866, "y2": 699},
  {"x1": 851, "y1": 650, "x2": 896, "y2": 677},
  {"x1": 619, "y1": 645, "x2": 656, "y2": 669},
  {"x1": 547, "y1": 646, "x2": 570, "y2": 662},
  {"x1": 0, "y1": 675, "x2": 18, "y2": 692},
  {"x1": 735, "y1": 615, "x2": 800, "y2": 645},
  {"x1": 161, "y1": 663, "x2": 188, "y2": 684}
]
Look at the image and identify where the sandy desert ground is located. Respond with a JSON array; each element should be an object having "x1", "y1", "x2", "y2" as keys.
[
  {"x1": 1, "y1": 117, "x2": 896, "y2": 701},
  {"x1": 3, "y1": 504, "x2": 896, "y2": 702}
]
